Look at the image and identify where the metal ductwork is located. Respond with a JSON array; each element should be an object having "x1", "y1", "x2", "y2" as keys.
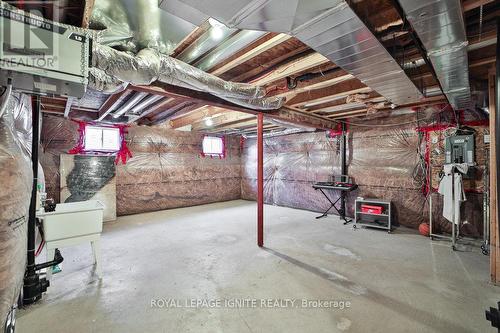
[
  {"x1": 194, "y1": 30, "x2": 266, "y2": 71},
  {"x1": 159, "y1": 0, "x2": 424, "y2": 106},
  {"x1": 398, "y1": 0, "x2": 471, "y2": 109},
  {"x1": 177, "y1": 19, "x2": 238, "y2": 64}
]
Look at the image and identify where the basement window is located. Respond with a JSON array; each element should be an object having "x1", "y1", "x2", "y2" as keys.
[
  {"x1": 202, "y1": 136, "x2": 225, "y2": 158},
  {"x1": 84, "y1": 126, "x2": 121, "y2": 152}
]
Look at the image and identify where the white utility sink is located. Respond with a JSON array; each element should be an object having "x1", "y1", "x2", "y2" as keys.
[{"x1": 36, "y1": 200, "x2": 105, "y2": 280}]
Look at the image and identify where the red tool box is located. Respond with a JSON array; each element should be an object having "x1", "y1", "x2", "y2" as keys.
[{"x1": 361, "y1": 204, "x2": 384, "y2": 215}]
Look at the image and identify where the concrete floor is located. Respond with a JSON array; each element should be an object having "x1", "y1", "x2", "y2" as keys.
[{"x1": 18, "y1": 200, "x2": 499, "y2": 332}]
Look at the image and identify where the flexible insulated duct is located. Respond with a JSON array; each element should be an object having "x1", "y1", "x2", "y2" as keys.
[{"x1": 91, "y1": 44, "x2": 284, "y2": 110}]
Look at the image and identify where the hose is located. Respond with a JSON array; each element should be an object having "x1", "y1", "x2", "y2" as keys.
[{"x1": 0, "y1": 79, "x2": 13, "y2": 118}]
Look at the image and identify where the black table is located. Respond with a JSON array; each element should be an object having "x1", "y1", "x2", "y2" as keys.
[{"x1": 312, "y1": 182, "x2": 358, "y2": 224}]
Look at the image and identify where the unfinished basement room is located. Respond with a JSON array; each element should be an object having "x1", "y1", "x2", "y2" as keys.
[{"x1": 1, "y1": 0, "x2": 500, "y2": 332}]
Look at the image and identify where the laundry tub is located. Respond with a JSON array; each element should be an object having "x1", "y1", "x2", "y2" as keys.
[
  {"x1": 36, "y1": 200, "x2": 105, "y2": 280},
  {"x1": 38, "y1": 200, "x2": 105, "y2": 241}
]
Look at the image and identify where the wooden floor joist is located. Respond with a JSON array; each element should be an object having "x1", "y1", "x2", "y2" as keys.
[
  {"x1": 97, "y1": 90, "x2": 132, "y2": 121},
  {"x1": 289, "y1": 82, "x2": 372, "y2": 108},
  {"x1": 210, "y1": 33, "x2": 291, "y2": 76},
  {"x1": 251, "y1": 52, "x2": 330, "y2": 86},
  {"x1": 463, "y1": 0, "x2": 495, "y2": 12}
]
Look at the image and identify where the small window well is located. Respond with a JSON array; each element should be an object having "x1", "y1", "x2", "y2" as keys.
[
  {"x1": 202, "y1": 136, "x2": 225, "y2": 158},
  {"x1": 84, "y1": 126, "x2": 121, "y2": 152}
]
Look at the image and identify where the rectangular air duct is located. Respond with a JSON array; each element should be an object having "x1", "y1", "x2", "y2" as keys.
[
  {"x1": 160, "y1": 0, "x2": 424, "y2": 106},
  {"x1": 398, "y1": 0, "x2": 471, "y2": 109}
]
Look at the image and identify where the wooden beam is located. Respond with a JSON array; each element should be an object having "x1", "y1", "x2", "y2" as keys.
[
  {"x1": 229, "y1": 46, "x2": 310, "y2": 83},
  {"x1": 170, "y1": 106, "x2": 225, "y2": 129},
  {"x1": 97, "y1": 90, "x2": 131, "y2": 121},
  {"x1": 82, "y1": 0, "x2": 95, "y2": 28},
  {"x1": 149, "y1": 101, "x2": 199, "y2": 125},
  {"x1": 41, "y1": 103, "x2": 97, "y2": 114},
  {"x1": 326, "y1": 95, "x2": 447, "y2": 119},
  {"x1": 206, "y1": 117, "x2": 258, "y2": 133},
  {"x1": 194, "y1": 112, "x2": 255, "y2": 131},
  {"x1": 210, "y1": 33, "x2": 291, "y2": 76},
  {"x1": 270, "y1": 70, "x2": 354, "y2": 99},
  {"x1": 171, "y1": 22, "x2": 211, "y2": 58},
  {"x1": 311, "y1": 96, "x2": 386, "y2": 114},
  {"x1": 164, "y1": 102, "x2": 206, "y2": 123},
  {"x1": 130, "y1": 84, "x2": 338, "y2": 129},
  {"x1": 124, "y1": 97, "x2": 175, "y2": 124},
  {"x1": 287, "y1": 79, "x2": 372, "y2": 107},
  {"x1": 251, "y1": 52, "x2": 330, "y2": 86},
  {"x1": 63, "y1": 97, "x2": 74, "y2": 118},
  {"x1": 470, "y1": 55, "x2": 496, "y2": 68},
  {"x1": 43, "y1": 109, "x2": 98, "y2": 120},
  {"x1": 463, "y1": 0, "x2": 494, "y2": 12}
]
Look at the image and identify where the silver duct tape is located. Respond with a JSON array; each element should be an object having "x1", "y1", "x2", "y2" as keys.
[
  {"x1": 92, "y1": 44, "x2": 284, "y2": 109},
  {"x1": 0, "y1": 93, "x2": 32, "y2": 328}
]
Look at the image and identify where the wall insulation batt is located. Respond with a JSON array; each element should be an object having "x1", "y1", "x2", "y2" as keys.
[
  {"x1": 40, "y1": 115, "x2": 241, "y2": 215},
  {"x1": 0, "y1": 93, "x2": 33, "y2": 325},
  {"x1": 242, "y1": 108, "x2": 487, "y2": 237}
]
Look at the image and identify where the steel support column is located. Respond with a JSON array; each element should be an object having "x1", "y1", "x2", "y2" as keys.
[
  {"x1": 257, "y1": 113, "x2": 264, "y2": 247},
  {"x1": 340, "y1": 122, "x2": 347, "y2": 217}
]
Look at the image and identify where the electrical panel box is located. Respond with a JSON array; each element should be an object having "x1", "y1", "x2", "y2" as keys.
[
  {"x1": 0, "y1": 3, "x2": 90, "y2": 98},
  {"x1": 445, "y1": 135, "x2": 475, "y2": 165}
]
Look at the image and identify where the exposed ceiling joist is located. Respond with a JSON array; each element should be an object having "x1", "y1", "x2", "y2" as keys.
[
  {"x1": 327, "y1": 95, "x2": 447, "y2": 119},
  {"x1": 288, "y1": 80, "x2": 372, "y2": 108},
  {"x1": 145, "y1": 100, "x2": 197, "y2": 125},
  {"x1": 81, "y1": 0, "x2": 95, "y2": 28},
  {"x1": 194, "y1": 112, "x2": 255, "y2": 131},
  {"x1": 252, "y1": 52, "x2": 329, "y2": 86},
  {"x1": 43, "y1": 109, "x2": 98, "y2": 121},
  {"x1": 129, "y1": 97, "x2": 175, "y2": 124},
  {"x1": 63, "y1": 97, "x2": 75, "y2": 118},
  {"x1": 171, "y1": 21, "x2": 211, "y2": 58},
  {"x1": 97, "y1": 90, "x2": 132, "y2": 121},
  {"x1": 161, "y1": 102, "x2": 207, "y2": 124},
  {"x1": 271, "y1": 70, "x2": 354, "y2": 99},
  {"x1": 210, "y1": 33, "x2": 291, "y2": 76},
  {"x1": 463, "y1": 0, "x2": 495, "y2": 12},
  {"x1": 170, "y1": 106, "x2": 224, "y2": 129}
]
